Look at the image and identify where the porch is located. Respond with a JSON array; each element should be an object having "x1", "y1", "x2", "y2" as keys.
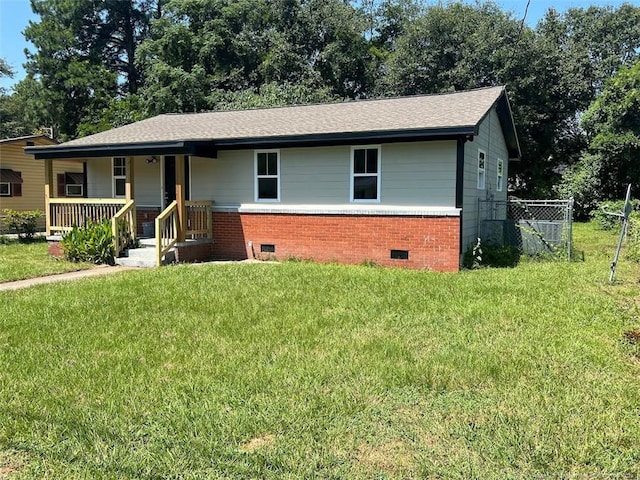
[{"x1": 43, "y1": 156, "x2": 214, "y2": 267}]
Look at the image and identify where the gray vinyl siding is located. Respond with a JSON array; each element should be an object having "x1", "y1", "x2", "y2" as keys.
[
  {"x1": 190, "y1": 151, "x2": 252, "y2": 204},
  {"x1": 191, "y1": 142, "x2": 457, "y2": 207},
  {"x1": 382, "y1": 141, "x2": 455, "y2": 206},
  {"x1": 86, "y1": 156, "x2": 161, "y2": 206},
  {"x1": 134, "y1": 157, "x2": 162, "y2": 206},
  {"x1": 86, "y1": 158, "x2": 111, "y2": 198},
  {"x1": 461, "y1": 108, "x2": 510, "y2": 250}
]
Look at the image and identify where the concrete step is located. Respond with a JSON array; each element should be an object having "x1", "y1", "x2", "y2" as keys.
[{"x1": 115, "y1": 244, "x2": 174, "y2": 268}]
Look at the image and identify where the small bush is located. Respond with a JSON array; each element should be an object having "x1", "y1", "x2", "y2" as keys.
[
  {"x1": 2, "y1": 209, "x2": 42, "y2": 240},
  {"x1": 61, "y1": 219, "x2": 115, "y2": 265},
  {"x1": 625, "y1": 212, "x2": 640, "y2": 263},
  {"x1": 463, "y1": 241, "x2": 520, "y2": 269},
  {"x1": 591, "y1": 199, "x2": 640, "y2": 230}
]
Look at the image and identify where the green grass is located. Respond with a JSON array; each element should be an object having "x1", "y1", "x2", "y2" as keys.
[
  {"x1": 1, "y1": 223, "x2": 639, "y2": 478},
  {"x1": 0, "y1": 238, "x2": 92, "y2": 283}
]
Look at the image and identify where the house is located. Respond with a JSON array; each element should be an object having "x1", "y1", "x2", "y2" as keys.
[
  {"x1": 0, "y1": 135, "x2": 85, "y2": 231},
  {"x1": 25, "y1": 86, "x2": 520, "y2": 271}
]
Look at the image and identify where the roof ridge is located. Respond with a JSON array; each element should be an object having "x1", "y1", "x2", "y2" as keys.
[{"x1": 159, "y1": 85, "x2": 506, "y2": 117}]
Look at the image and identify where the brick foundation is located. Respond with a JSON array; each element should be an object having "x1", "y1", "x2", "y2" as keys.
[{"x1": 211, "y1": 212, "x2": 460, "y2": 272}]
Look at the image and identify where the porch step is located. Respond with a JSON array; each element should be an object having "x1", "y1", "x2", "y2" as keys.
[{"x1": 114, "y1": 240, "x2": 174, "y2": 268}]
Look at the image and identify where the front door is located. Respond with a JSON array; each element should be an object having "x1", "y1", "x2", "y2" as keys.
[{"x1": 163, "y1": 156, "x2": 190, "y2": 207}]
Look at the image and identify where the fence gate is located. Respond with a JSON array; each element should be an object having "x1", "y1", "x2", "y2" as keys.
[{"x1": 478, "y1": 198, "x2": 574, "y2": 260}]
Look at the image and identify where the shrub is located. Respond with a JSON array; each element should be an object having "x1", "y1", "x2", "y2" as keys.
[
  {"x1": 625, "y1": 212, "x2": 640, "y2": 263},
  {"x1": 463, "y1": 240, "x2": 520, "y2": 269},
  {"x1": 553, "y1": 153, "x2": 603, "y2": 220},
  {"x1": 591, "y1": 199, "x2": 640, "y2": 230},
  {"x1": 61, "y1": 219, "x2": 115, "y2": 265},
  {"x1": 2, "y1": 209, "x2": 42, "y2": 240}
]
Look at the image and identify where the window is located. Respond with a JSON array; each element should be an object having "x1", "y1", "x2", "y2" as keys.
[
  {"x1": 0, "y1": 169, "x2": 22, "y2": 197},
  {"x1": 351, "y1": 146, "x2": 381, "y2": 202},
  {"x1": 477, "y1": 150, "x2": 486, "y2": 190},
  {"x1": 113, "y1": 157, "x2": 127, "y2": 197},
  {"x1": 58, "y1": 172, "x2": 85, "y2": 197},
  {"x1": 66, "y1": 184, "x2": 84, "y2": 197},
  {"x1": 496, "y1": 159, "x2": 504, "y2": 192},
  {"x1": 255, "y1": 150, "x2": 280, "y2": 202}
]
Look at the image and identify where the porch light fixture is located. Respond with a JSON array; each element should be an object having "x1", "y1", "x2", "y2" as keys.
[{"x1": 146, "y1": 156, "x2": 158, "y2": 164}]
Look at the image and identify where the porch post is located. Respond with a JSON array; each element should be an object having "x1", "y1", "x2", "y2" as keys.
[
  {"x1": 125, "y1": 156, "x2": 135, "y2": 200},
  {"x1": 125, "y1": 156, "x2": 136, "y2": 236},
  {"x1": 44, "y1": 158, "x2": 53, "y2": 236},
  {"x1": 175, "y1": 154, "x2": 186, "y2": 242}
]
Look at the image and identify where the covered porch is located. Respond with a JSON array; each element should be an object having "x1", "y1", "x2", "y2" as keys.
[{"x1": 43, "y1": 155, "x2": 213, "y2": 267}]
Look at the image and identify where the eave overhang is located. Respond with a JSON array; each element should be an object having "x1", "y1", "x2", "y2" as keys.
[
  {"x1": 25, "y1": 141, "x2": 218, "y2": 160},
  {"x1": 24, "y1": 127, "x2": 478, "y2": 160}
]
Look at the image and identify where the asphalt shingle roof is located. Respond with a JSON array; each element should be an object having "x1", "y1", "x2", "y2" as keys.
[{"x1": 62, "y1": 86, "x2": 507, "y2": 147}]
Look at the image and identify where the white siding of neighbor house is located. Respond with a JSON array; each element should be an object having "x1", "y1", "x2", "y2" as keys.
[
  {"x1": 462, "y1": 108, "x2": 510, "y2": 251},
  {"x1": 190, "y1": 141, "x2": 457, "y2": 208}
]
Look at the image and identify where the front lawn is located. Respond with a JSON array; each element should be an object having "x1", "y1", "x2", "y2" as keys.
[
  {"x1": 0, "y1": 223, "x2": 639, "y2": 478},
  {"x1": 0, "y1": 238, "x2": 92, "y2": 283}
]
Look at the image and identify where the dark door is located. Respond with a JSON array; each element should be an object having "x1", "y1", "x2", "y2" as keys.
[
  {"x1": 164, "y1": 156, "x2": 176, "y2": 206},
  {"x1": 163, "y1": 156, "x2": 191, "y2": 207}
]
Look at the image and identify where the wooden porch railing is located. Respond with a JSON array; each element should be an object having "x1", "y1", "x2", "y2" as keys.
[
  {"x1": 155, "y1": 200, "x2": 179, "y2": 267},
  {"x1": 48, "y1": 198, "x2": 128, "y2": 235},
  {"x1": 186, "y1": 200, "x2": 213, "y2": 239},
  {"x1": 112, "y1": 200, "x2": 136, "y2": 257}
]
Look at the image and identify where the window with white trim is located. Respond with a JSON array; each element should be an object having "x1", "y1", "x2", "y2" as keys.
[
  {"x1": 0, "y1": 182, "x2": 10, "y2": 196},
  {"x1": 477, "y1": 150, "x2": 486, "y2": 190},
  {"x1": 496, "y1": 158, "x2": 504, "y2": 192},
  {"x1": 255, "y1": 150, "x2": 280, "y2": 201},
  {"x1": 351, "y1": 146, "x2": 380, "y2": 202},
  {"x1": 66, "y1": 184, "x2": 84, "y2": 197},
  {"x1": 113, "y1": 157, "x2": 126, "y2": 197}
]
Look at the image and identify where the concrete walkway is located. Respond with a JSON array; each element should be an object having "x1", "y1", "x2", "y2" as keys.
[{"x1": 0, "y1": 265, "x2": 135, "y2": 292}]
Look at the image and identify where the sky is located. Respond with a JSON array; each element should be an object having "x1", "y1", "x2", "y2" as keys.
[{"x1": 1, "y1": 0, "x2": 640, "y2": 91}]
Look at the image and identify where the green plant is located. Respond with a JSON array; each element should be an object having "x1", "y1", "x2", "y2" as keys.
[
  {"x1": 2, "y1": 209, "x2": 42, "y2": 240},
  {"x1": 591, "y1": 199, "x2": 640, "y2": 230},
  {"x1": 61, "y1": 219, "x2": 115, "y2": 265},
  {"x1": 625, "y1": 212, "x2": 640, "y2": 263},
  {"x1": 463, "y1": 240, "x2": 520, "y2": 269}
]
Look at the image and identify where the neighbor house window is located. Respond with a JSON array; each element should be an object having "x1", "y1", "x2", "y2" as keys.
[
  {"x1": 477, "y1": 150, "x2": 486, "y2": 190},
  {"x1": 0, "y1": 169, "x2": 22, "y2": 197},
  {"x1": 58, "y1": 172, "x2": 85, "y2": 197},
  {"x1": 255, "y1": 150, "x2": 280, "y2": 202},
  {"x1": 66, "y1": 184, "x2": 83, "y2": 197},
  {"x1": 351, "y1": 146, "x2": 381, "y2": 202},
  {"x1": 113, "y1": 157, "x2": 127, "y2": 197},
  {"x1": 496, "y1": 159, "x2": 504, "y2": 192}
]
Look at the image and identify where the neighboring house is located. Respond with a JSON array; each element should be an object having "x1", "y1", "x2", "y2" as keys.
[
  {"x1": 0, "y1": 135, "x2": 85, "y2": 231},
  {"x1": 25, "y1": 86, "x2": 520, "y2": 271}
]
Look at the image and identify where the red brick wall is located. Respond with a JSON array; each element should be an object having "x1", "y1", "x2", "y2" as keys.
[
  {"x1": 211, "y1": 212, "x2": 460, "y2": 271},
  {"x1": 136, "y1": 208, "x2": 161, "y2": 236}
]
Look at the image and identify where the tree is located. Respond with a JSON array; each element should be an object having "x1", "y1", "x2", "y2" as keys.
[
  {"x1": 137, "y1": 0, "x2": 373, "y2": 116},
  {"x1": 580, "y1": 61, "x2": 640, "y2": 200}
]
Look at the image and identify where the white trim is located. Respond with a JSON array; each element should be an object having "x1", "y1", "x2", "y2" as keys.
[
  {"x1": 477, "y1": 149, "x2": 486, "y2": 190},
  {"x1": 214, "y1": 203, "x2": 460, "y2": 217},
  {"x1": 0, "y1": 182, "x2": 10, "y2": 196},
  {"x1": 254, "y1": 149, "x2": 280, "y2": 202},
  {"x1": 112, "y1": 157, "x2": 126, "y2": 198},
  {"x1": 350, "y1": 145, "x2": 381, "y2": 203},
  {"x1": 160, "y1": 156, "x2": 166, "y2": 208},
  {"x1": 496, "y1": 158, "x2": 504, "y2": 192}
]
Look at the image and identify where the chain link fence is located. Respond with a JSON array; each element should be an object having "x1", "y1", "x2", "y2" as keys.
[{"x1": 478, "y1": 198, "x2": 575, "y2": 260}]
